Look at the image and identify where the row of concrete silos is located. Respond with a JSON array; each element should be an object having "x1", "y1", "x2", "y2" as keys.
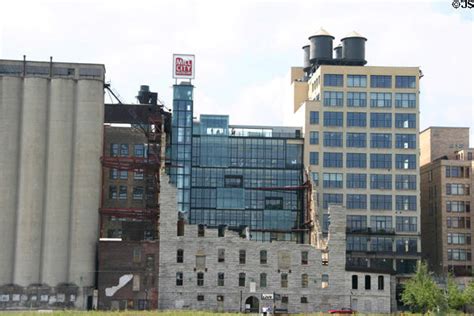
[{"x1": 0, "y1": 68, "x2": 104, "y2": 296}]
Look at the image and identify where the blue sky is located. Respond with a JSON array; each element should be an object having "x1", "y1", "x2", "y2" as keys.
[{"x1": 1, "y1": 0, "x2": 472, "y2": 143}]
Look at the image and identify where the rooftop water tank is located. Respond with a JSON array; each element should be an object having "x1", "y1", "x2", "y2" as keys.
[
  {"x1": 308, "y1": 28, "x2": 334, "y2": 64},
  {"x1": 341, "y1": 31, "x2": 367, "y2": 65},
  {"x1": 334, "y1": 44, "x2": 342, "y2": 59},
  {"x1": 302, "y1": 45, "x2": 311, "y2": 72}
]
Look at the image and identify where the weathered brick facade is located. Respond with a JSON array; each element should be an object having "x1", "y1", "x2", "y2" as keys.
[{"x1": 97, "y1": 240, "x2": 159, "y2": 310}]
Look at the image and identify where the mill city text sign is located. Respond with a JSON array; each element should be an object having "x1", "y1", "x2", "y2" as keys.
[{"x1": 173, "y1": 54, "x2": 195, "y2": 79}]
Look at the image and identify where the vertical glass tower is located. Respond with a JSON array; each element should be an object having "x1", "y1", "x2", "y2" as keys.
[{"x1": 170, "y1": 83, "x2": 194, "y2": 217}]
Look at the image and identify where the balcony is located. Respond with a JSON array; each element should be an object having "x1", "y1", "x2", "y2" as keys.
[
  {"x1": 345, "y1": 264, "x2": 396, "y2": 275},
  {"x1": 347, "y1": 250, "x2": 421, "y2": 260},
  {"x1": 346, "y1": 227, "x2": 396, "y2": 235}
]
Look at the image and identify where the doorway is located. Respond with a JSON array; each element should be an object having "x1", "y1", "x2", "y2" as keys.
[{"x1": 245, "y1": 296, "x2": 259, "y2": 313}]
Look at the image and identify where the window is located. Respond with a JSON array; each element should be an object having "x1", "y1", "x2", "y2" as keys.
[
  {"x1": 217, "y1": 273, "x2": 225, "y2": 286},
  {"x1": 347, "y1": 92, "x2": 367, "y2": 107},
  {"x1": 197, "y1": 272, "x2": 204, "y2": 286},
  {"x1": 396, "y1": 238, "x2": 417, "y2": 253},
  {"x1": 324, "y1": 74, "x2": 343, "y2": 86},
  {"x1": 323, "y1": 152, "x2": 343, "y2": 168},
  {"x1": 265, "y1": 197, "x2": 283, "y2": 209},
  {"x1": 110, "y1": 168, "x2": 118, "y2": 179},
  {"x1": 347, "y1": 153, "x2": 367, "y2": 168},
  {"x1": 395, "y1": 76, "x2": 416, "y2": 88},
  {"x1": 347, "y1": 133, "x2": 366, "y2": 148},
  {"x1": 195, "y1": 254, "x2": 206, "y2": 269},
  {"x1": 347, "y1": 215, "x2": 367, "y2": 231},
  {"x1": 446, "y1": 166, "x2": 464, "y2": 178},
  {"x1": 310, "y1": 131, "x2": 319, "y2": 144},
  {"x1": 370, "y1": 75, "x2": 392, "y2": 88},
  {"x1": 448, "y1": 233, "x2": 471, "y2": 245},
  {"x1": 396, "y1": 216, "x2": 417, "y2": 232},
  {"x1": 119, "y1": 185, "x2": 127, "y2": 200},
  {"x1": 447, "y1": 201, "x2": 469, "y2": 213},
  {"x1": 301, "y1": 296, "x2": 308, "y2": 304},
  {"x1": 239, "y1": 273, "x2": 246, "y2": 287},
  {"x1": 110, "y1": 143, "x2": 119, "y2": 157},
  {"x1": 370, "y1": 113, "x2": 392, "y2": 128},
  {"x1": 197, "y1": 295, "x2": 205, "y2": 301},
  {"x1": 301, "y1": 251, "x2": 308, "y2": 265},
  {"x1": 321, "y1": 274, "x2": 329, "y2": 288},
  {"x1": 370, "y1": 93, "x2": 392, "y2": 108},
  {"x1": 371, "y1": 216, "x2": 393, "y2": 231},
  {"x1": 370, "y1": 154, "x2": 392, "y2": 169},
  {"x1": 396, "y1": 174, "x2": 416, "y2": 190},
  {"x1": 176, "y1": 272, "x2": 183, "y2": 286},
  {"x1": 311, "y1": 172, "x2": 319, "y2": 186},
  {"x1": 370, "y1": 133, "x2": 392, "y2": 148},
  {"x1": 120, "y1": 144, "x2": 129, "y2": 157},
  {"x1": 198, "y1": 224, "x2": 205, "y2": 237},
  {"x1": 347, "y1": 112, "x2": 367, "y2": 127},
  {"x1": 371, "y1": 237, "x2": 392, "y2": 251},
  {"x1": 119, "y1": 170, "x2": 128, "y2": 179},
  {"x1": 260, "y1": 250, "x2": 267, "y2": 264},
  {"x1": 446, "y1": 184, "x2": 469, "y2": 195},
  {"x1": 218, "y1": 225, "x2": 225, "y2": 237},
  {"x1": 395, "y1": 154, "x2": 416, "y2": 169},
  {"x1": 395, "y1": 93, "x2": 416, "y2": 108},
  {"x1": 134, "y1": 144, "x2": 145, "y2": 157},
  {"x1": 133, "y1": 186, "x2": 144, "y2": 200},
  {"x1": 347, "y1": 74, "x2": 367, "y2": 87},
  {"x1": 370, "y1": 174, "x2": 392, "y2": 190},
  {"x1": 133, "y1": 247, "x2": 141, "y2": 263},
  {"x1": 310, "y1": 111, "x2": 319, "y2": 124},
  {"x1": 395, "y1": 113, "x2": 416, "y2": 129},
  {"x1": 281, "y1": 273, "x2": 288, "y2": 288},
  {"x1": 448, "y1": 249, "x2": 471, "y2": 261},
  {"x1": 370, "y1": 195, "x2": 392, "y2": 210},
  {"x1": 396, "y1": 134, "x2": 416, "y2": 149},
  {"x1": 323, "y1": 173, "x2": 343, "y2": 188},
  {"x1": 352, "y1": 275, "x2": 358, "y2": 289},
  {"x1": 281, "y1": 296, "x2": 289, "y2": 304},
  {"x1": 218, "y1": 249, "x2": 225, "y2": 262},
  {"x1": 347, "y1": 194, "x2": 367, "y2": 210},
  {"x1": 347, "y1": 236, "x2": 368, "y2": 251},
  {"x1": 323, "y1": 193, "x2": 343, "y2": 209},
  {"x1": 301, "y1": 274, "x2": 309, "y2": 288},
  {"x1": 396, "y1": 195, "x2": 417, "y2": 211},
  {"x1": 217, "y1": 295, "x2": 224, "y2": 302},
  {"x1": 310, "y1": 152, "x2": 319, "y2": 165},
  {"x1": 134, "y1": 169, "x2": 144, "y2": 180},
  {"x1": 323, "y1": 111, "x2": 343, "y2": 127},
  {"x1": 365, "y1": 275, "x2": 371, "y2": 290},
  {"x1": 109, "y1": 185, "x2": 117, "y2": 199},
  {"x1": 177, "y1": 249, "x2": 184, "y2": 263},
  {"x1": 447, "y1": 217, "x2": 470, "y2": 229},
  {"x1": 323, "y1": 91, "x2": 344, "y2": 106},
  {"x1": 347, "y1": 173, "x2": 367, "y2": 189},
  {"x1": 324, "y1": 132, "x2": 343, "y2": 147},
  {"x1": 260, "y1": 273, "x2": 267, "y2": 288},
  {"x1": 224, "y1": 175, "x2": 243, "y2": 188},
  {"x1": 239, "y1": 250, "x2": 246, "y2": 264}
]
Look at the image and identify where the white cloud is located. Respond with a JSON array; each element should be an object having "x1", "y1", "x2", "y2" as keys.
[{"x1": 0, "y1": 0, "x2": 472, "y2": 144}]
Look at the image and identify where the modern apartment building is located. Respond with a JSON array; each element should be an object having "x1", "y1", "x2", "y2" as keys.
[
  {"x1": 291, "y1": 29, "x2": 422, "y2": 284},
  {"x1": 420, "y1": 127, "x2": 473, "y2": 277},
  {"x1": 170, "y1": 84, "x2": 307, "y2": 242}
]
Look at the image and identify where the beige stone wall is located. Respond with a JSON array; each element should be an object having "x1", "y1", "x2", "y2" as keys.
[
  {"x1": 158, "y1": 173, "x2": 392, "y2": 313},
  {"x1": 420, "y1": 127, "x2": 470, "y2": 165}
]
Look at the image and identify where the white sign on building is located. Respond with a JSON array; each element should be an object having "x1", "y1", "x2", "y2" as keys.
[{"x1": 172, "y1": 54, "x2": 195, "y2": 79}]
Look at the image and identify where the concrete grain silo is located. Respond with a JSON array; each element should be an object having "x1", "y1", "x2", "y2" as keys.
[{"x1": 0, "y1": 59, "x2": 105, "y2": 309}]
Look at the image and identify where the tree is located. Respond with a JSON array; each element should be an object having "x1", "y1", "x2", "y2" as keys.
[
  {"x1": 401, "y1": 261, "x2": 445, "y2": 313},
  {"x1": 446, "y1": 274, "x2": 466, "y2": 311},
  {"x1": 463, "y1": 280, "x2": 474, "y2": 305}
]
